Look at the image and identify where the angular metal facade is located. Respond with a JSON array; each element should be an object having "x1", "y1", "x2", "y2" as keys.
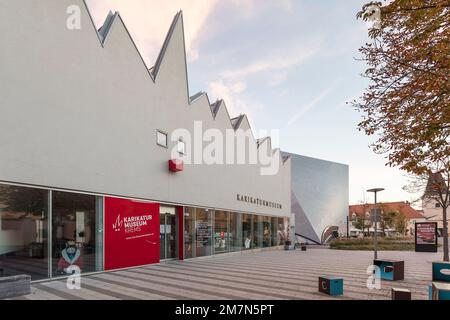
[{"x1": 283, "y1": 152, "x2": 349, "y2": 243}]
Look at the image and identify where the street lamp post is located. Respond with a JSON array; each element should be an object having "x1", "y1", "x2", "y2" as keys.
[{"x1": 367, "y1": 188, "x2": 384, "y2": 260}]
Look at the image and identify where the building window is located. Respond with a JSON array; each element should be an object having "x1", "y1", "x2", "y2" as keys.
[
  {"x1": 262, "y1": 216, "x2": 271, "y2": 247},
  {"x1": 242, "y1": 214, "x2": 253, "y2": 250},
  {"x1": 229, "y1": 212, "x2": 242, "y2": 252},
  {"x1": 214, "y1": 211, "x2": 229, "y2": 254},
  {"x1": 52, "y1": 191, "x2": 103, "y2": 277},
  {"x1": 156, "y1": 130, "x2": 168, "y2": 148},
  {"x1": 271, "y1": 217, "x2": 279, "y2": 246},
  {"x1": 195, "y1": 208, "x2": 212, "y2": 257},
  {"x1": 0, "y1": 184, "x2": 49, "y2": 280},
  {"x1": 177, "y1": 139, "x2": 186, "y2": 155},
  {"x1": 184, "y1": 207, "x2": 195, "y2": 259},
  {"x1": 435, "y1": 203, "x2": 441, "y2": 208},
  {"x1": 253, "y1": 215, "x2": 262, "y2": 248}
]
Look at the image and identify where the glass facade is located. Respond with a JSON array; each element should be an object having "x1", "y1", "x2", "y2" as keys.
[
  {"x1": 182, "y1": 207, "x2": 286, "y2": 259},
  {"x1": 0, "y1": 182, "x2": 289, "y2": 277}
]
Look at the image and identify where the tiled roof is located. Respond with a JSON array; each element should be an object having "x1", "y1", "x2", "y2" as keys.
[{"x1": 349, "y1": 201, "x2": 424, "y2": 219}]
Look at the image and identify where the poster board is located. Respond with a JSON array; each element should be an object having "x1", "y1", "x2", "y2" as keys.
[
  {"x1": 415, "y1": 222, "x2": 437, "y2": 252},
  {"x1": 105, "y1": 197, "x2": 160, "y2": 270}
]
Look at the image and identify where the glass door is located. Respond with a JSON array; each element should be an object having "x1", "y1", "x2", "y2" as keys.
[{"x1": 160, "y1": 206, "x2": 177, "y2": 260}]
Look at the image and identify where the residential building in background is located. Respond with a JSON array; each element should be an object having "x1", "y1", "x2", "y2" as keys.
[
  {"x1": 348, "y1": 201, "x2": 425, "y2": 237},
  {"x1": 421, "y1": 173, "x2": 448, "y2": 236}
]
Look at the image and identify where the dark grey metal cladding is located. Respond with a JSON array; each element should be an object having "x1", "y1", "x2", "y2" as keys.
[{"x1": 292, "y1": 190, "x2": 321, "y2": 243}]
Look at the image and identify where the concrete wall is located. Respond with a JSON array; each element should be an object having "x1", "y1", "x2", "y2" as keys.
[{"x1": 0, "y1": 0, "x2": 290, "y2": 217}]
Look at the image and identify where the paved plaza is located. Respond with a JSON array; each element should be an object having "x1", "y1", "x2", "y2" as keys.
[{"x1": 12, "y1": 248, "x2": 440, "y2": 300}]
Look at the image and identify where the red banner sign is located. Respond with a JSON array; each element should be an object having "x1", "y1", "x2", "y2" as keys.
[{"x1": 105, "y1": 197, "x2": 160, "y2": 270}]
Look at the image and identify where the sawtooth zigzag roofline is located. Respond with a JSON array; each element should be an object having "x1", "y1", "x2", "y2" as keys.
[{"x1": 81, "y1": 0, "x2": 286, "y2": 167}]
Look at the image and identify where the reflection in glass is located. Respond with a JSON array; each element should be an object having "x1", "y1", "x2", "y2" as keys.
[
  {"x1": 262, "y1": 216, "x2": 271, "y2": 247},
  {"x1": 195, "y1": 209, "x2": 212, "y2": 257},
  {"x1": 229, "y1": 212, "x2": 242, "y2": 252},
  {"x1": 278, "y1": 217, "x2": 288, "y2": 245},
  {"x1": 184, "y1": 207, "x2": 195, "y2": 258},
  {"x1": 242, "y1": 214, "x2": 253, "y2": 250},
  {"x1": 214, "y1": 211, "x2": 228, "y2": 254},
  {"x1": 253, "y1": 215, "x2": 262, "y2": 248},
  {"x1": 52, "y1": 191, "x2": 101, "y2": 277},
  {"x1": 0, "y1": 184, "x2": 48, "y2": 280},
  {"x1": 271, "y1": 217, "x2": 280, "y2": 246}
]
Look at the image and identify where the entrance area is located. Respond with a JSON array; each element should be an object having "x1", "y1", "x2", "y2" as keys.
[{"x1": 160, "y1": 206, "x2": 177, "y2": 260}]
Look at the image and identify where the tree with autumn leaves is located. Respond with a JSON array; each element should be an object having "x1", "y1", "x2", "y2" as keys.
[{"x1": 354, "y1": 1, "x2": 449, "y2": 260}]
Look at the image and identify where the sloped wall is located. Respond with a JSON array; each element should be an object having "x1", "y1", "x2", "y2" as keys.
[{"x1": 0, "y1": 0, "x2": 290, "y2": 217}]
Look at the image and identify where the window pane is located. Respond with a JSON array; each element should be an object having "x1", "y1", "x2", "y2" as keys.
[
  {"x1": 52, "y1": 191, "x2": 101, "y2": 277},
  {"x1": 253, "y1": 215, "x2": 262, "y2": 248},
  {"x1": 157, "y1": 131, "x2": 167, "y2": 147},
  {"x1": 214, "y1": 211, "x2": 228, "y2": 254},
  {"x1": 230, "y1": 212, "x2": 242, "y2": 252},
  {"x1": 195, "y1": 209, "x2": 212, "y2": 257},
  {"x1": 262, "y1": 216, "x2": 271, "y2": 247},
  {"x1": 184, "y1": 207, "x2": 195, "y2": 259},
  {"x1": 279, "y1": 217, "x2": 288, "y2": 245},
  {"x1": 177, "y1": 140, "x2": 186, "y2": 154},
  {"x1": 271, "y1": 217, "x2": 279, "y2": 246},
  {"x1": 242, "y1": 213, "x2": 252, "y2": 250},
  {"x1": 0, "y1": 184, "x2": 48, "y2": 280}
]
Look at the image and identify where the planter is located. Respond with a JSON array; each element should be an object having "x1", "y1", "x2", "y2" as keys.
[{"x1": 0, "y1": 275, "x2": 31, "y2": 299}]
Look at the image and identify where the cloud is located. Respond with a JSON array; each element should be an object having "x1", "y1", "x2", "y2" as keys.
[
  {"x1": 85, "y1": 0, "x2": 220, "y2": 64},
  {"x1": 228, "y1": 0, "x2": 294, "y2": 18},
  {"x1": 220, "y1": 44, "x2": 318, "y2": 82},
  {"x1": 206, "y1": 42, "x2": 320, "y2": 126},
  {"x1": 208, "y1": 80, "x2": 263, "y2": 130},
  {"x1": 287, "y1": 79, "x2": 342, "y2": 127}
]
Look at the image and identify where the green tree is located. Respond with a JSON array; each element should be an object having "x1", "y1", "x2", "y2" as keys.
[
  {"x1": 356, "y1": 0, "x2": 450, "y2": 260},
  {"x1": 393, "y1": 212, "x2": 408, "y2": 235}
]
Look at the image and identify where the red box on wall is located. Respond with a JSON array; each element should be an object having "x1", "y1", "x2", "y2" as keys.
[{"x1": 169, "y1": 159, "x2": 184, "y2": 172}]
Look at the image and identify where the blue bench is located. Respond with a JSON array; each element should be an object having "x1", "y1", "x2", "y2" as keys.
[
  {"x1": 374, "y1": 259, "x2": 404, "y2": 281},
  {"x1": 318, "y1": 276, "x2": 343, "y2": 296},
  {"x1": 429, "y1": 282, "x2": 450, "y2": 300},
  {"x1": 432, "y1": 262, "x2": 450, "y2": 283}
]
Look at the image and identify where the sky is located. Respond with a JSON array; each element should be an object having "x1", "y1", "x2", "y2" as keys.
[{"x1": 86, "y1": 0, "x2": 422, "y2": 206}]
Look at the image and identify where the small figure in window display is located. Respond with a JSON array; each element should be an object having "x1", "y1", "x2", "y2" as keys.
[
  {"x1": 244, "y1": 236, "x2": 251, "y2": 249},
  {"x1": 57, "y1": 240, "x2": 83, "y2": 274}
]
